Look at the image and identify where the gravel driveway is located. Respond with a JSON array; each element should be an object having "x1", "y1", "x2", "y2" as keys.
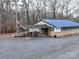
[{"x1": 0, "y1": 35, "x2": 79, "y2": 59}]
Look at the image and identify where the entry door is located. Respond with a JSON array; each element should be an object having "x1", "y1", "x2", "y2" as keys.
[{"x1": 41, "y1": 28, "x2": 49, "y2": 36}]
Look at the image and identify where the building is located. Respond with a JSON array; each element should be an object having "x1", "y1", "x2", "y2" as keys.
[{"x1": 35, "y1": 19, "x2": 79, "y2": 37}]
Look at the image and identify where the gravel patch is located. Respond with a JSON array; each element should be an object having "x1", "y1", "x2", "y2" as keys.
[{"x1": 0, "y1": 35, "x2": 79, "y2": 59}]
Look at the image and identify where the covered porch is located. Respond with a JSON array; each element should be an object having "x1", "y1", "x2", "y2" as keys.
[{"x1": 35, "y1": 21, "x2": 62, "y2": 36}]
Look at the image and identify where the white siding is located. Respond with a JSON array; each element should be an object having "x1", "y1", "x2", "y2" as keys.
[{"x1": 54, "y1": 27, "x2": 61, "y2": 32}]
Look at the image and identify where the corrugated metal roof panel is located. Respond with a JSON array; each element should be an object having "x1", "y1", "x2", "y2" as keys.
[{"x1": 43, "y1": 19, "x2": 79, "y2": 27}]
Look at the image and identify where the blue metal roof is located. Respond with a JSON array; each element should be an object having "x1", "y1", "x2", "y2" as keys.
[{"x1": 43, "y1": 19, "x2": 79, "y2": 27}]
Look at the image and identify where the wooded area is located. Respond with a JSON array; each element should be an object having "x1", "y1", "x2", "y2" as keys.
[{"x1": 0, "y1": 0, "x2": 79, "y2": 33}]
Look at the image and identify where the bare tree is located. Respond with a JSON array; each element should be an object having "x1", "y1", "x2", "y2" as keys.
[
  {"x1": 21, "y1": 0, "x2": 32, "y2": 25},
  {"x1": 47, "y1": 0, "x2": 59, "y2": 19}
]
